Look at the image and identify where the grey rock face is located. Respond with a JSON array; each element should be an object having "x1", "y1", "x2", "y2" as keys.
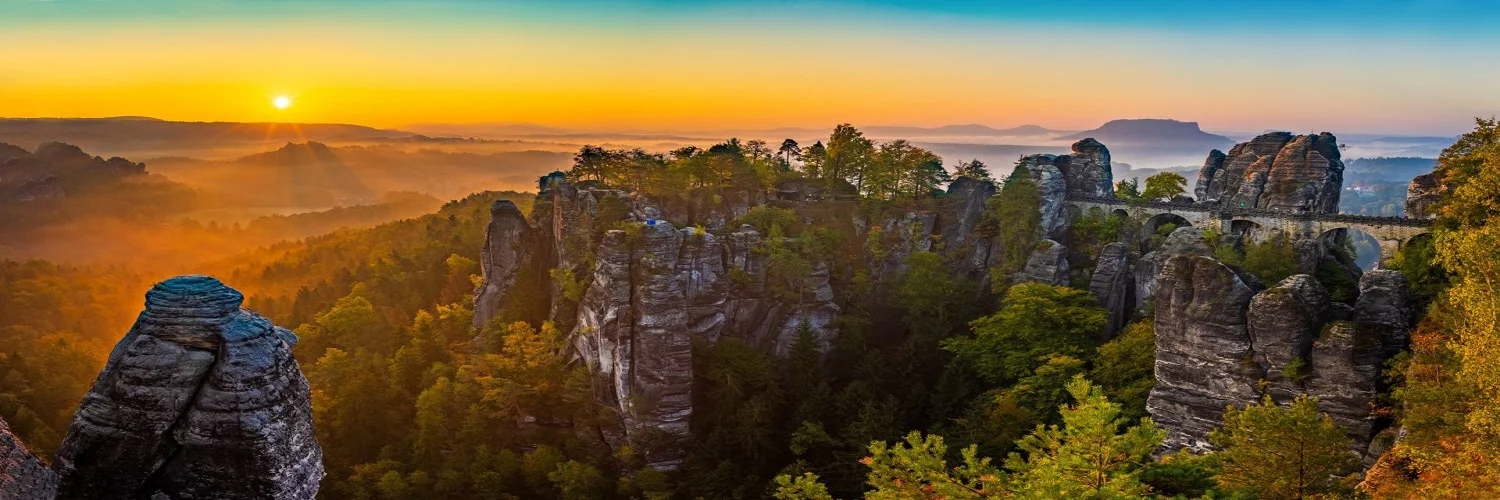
[
  {"x1": 1194, "y1": 132, "x2": 1343, "y2": 213},
  {"x1": 473, "y1": 199, "x2": 541, "y2": 328},
  {"x1": 1248, "y1": 275, "x2": 1331, "y2": 400},
  {"x1": 1059, "y1": 138, "x2": 1114, "y2": 198},
  {"x1": 1148, "y1": 255, "x2": 1263, "y2": 451},
  {"x1": 1, "y1": 417, "x2": 57, "y2": 500},
  {"x1": 1354, "y1": 270, "x2": 1412, "y2": 360},
  {"x1": 53, "y1": 276, "x2": 323, "y2": 500},
  {"x1": 572, "y1": 223, "x2": 694, "y2": 470},
  {"x1": 1149, "y1": 265, "x2": 1413, "y2": 455},
  {"x1": 1088, "y1": 242, "x2": 1135, "y2": 340},
  {"x1": 774, "y1": 263, "x2": 841, "y2": 357},
  {"x1": 1015, "y1": 239, "x2": 1070, "y2": 286},
  {"x1": 1134, "y1": 227, "x2": 1212, "y2": 310},
  {"x1": 1404, "y1": 171, "x2": 1444, "y2": 219},
  {"x1": 1305, "y1": 321, "x2": 1385, "y2": 447},
  {"x1": 942, "y1": 177, "x2": 998, "y2": 281},
  {"x1": 1018, "y1": 158, "x2": 1069, "y2": 240},
  {"x1": 679, "y1": 228, "x2": 729, "y2": 341}
]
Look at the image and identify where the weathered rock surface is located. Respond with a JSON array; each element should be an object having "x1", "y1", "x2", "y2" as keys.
[
  {"x1": 53, "y1": 276, "x2": 323, "y2": 500},
  {"x1": 1019, "y1": 138, "x2": 1115, "y2": 239},
  {"x1": 1018, "y1": 157, "x2": 1069, "y2": 240},
  {"x1": 473, "y1": 199, "x2": 542, "y2": 328},
  {"x1": 1354, "y1": 270, "x2": 1412, "y2": 360},
  {"x1": 1088, "y1": 242, "x2": 1134, "y2": 339},
  {"x1": 941, "y1": 177, "x2": 999, "y2": 283},
  {"x1": 1134, "y1": 227, "x2": 1212, "y2": 310},
  {"x1": 1248, "y1": 275, "x2": 1331, "y2": 400},
  {"x1": 1149, "y1": 262, "x2": 1412, "y2": 456},
  {"x1": 1305, "y1": 320, "x2": 1384, "y2": 448},
  {"x1": 1404, "y1": 171, "x2": 1444, "y2": 219},
  {"x1": 1194, "y1": 132, "x2": 1344, "y2": 214},
  {"x1": 1059, "y1": 138, "x2": 1114, "y2": 198},
  {"x1": 1148, "y1": 255, "x2": 1263, "y2": 451},
  {"x1": 1015, "y1": 239, "x2": 1070, "y2": 286},
  {"x1": 1, "y1": 417, "x2": 57, "y2": 500}
]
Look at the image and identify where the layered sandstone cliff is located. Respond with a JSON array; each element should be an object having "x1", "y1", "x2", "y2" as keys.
[
  {"x1": 1, "y1": 417, "x2": 57, "y2": 500},
  {"x1": 52, "y1": 276, "x2": 323, "y2": 500},
  {"x1": 1195, "y1": 132, "x2": 1344, "y2": 214},
  {"x1": 1148, "y1": 256, "x2": 1410, "y2": 457}
]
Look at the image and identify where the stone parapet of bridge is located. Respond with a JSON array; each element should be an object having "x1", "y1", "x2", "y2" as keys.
[{"x1": 1063, "y1": 195, "x2": 1432, "y2": 261}]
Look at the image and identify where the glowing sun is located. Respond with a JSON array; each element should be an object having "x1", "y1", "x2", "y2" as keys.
[{"x1": 272, "y1": 96, "x2": 292, "y2": 109}]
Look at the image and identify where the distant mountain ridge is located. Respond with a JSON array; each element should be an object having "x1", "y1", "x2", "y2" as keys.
[
  {"x1": 0, "y1": 117, "x2": 420, "y2": 158},
  {"x1": 1058, "y1": 119, "x2": 1234, "y2": 146}
]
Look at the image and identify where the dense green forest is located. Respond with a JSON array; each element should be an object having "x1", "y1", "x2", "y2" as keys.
[{"x1": 3, "y1": 120, "x2": 1494, "y2": 498}]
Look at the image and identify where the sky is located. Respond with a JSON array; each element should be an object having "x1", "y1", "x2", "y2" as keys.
[{"x1": 2, "y1": 0, "x2": 1497, "y2": 135}]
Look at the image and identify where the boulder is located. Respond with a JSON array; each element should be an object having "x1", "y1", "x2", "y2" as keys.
[
  {"x1": 1018, "y1": 157, "x2": 1069, "y2": 240},
  {"x1": 1147, "y1": 255, "x2": 1262, "y2": 451},
  {"x1": 1059, "y1": 138, "x2": 1114, "y2": 198},
  {"x1": 1015, "y1": 239, "x2": 1070, "y2": 286},
  {"x1": 53, "y1": 276, "x2": 323, "y2": 500},
  {"x1": 1088, "y1": 242, "x2": 1134, "y2": 340},
  {"x1": 1, "y1": 417, "x2": 57, "y2": 500}
]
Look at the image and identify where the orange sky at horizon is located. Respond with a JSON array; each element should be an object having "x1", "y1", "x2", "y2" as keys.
[{"x1": 3, "y1": 4, "x2": 1496, "y2": 135}]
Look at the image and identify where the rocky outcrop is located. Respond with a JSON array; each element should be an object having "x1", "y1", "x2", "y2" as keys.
[
  {"x1": 1059, "y1": 138, "x2": 1114, "y2": 198},
  {"x1": 1134, "y1": 227, "x2": 1212, "y2": 310},
  {"x1": 1194, "y1": 132, "x2": 1344, "y2": 214},
  {"x1": 572, "y1": 223, "x2": 694, "y2": 470},
  {"x1": 1404, "y1": 171, "x2": 1444, "y2": 219},
  {"x1": 1354, "y1": 270, "x2": 1412, "y2": 360},
  {"x1": 1019, "y1": 139, "x2": 1114, "y2": 239},
  {"x1": 1088, "y1": 242, "x2": 1134, "y2": 340},
  {"x1": 775, "y1": 263, "x2": 841, "y2": 356},
  {"x1": 473, "y1": 199, "x2": 543, "y2": 328},
  {"x1": 1149, "y1": 263, "x2": 1412, "y2": 456},
  {"x1": 1247, "y1": 275, "x2": 1331, "y2": 400},
  {"x1": 1019, "y1": 157, "x2": 1069, "y2": 240},
  {"x1": 1, "y1": 417, "x2": 57, "y2": 500},
  {"x1": 1304, "y1": 320, "x2": 1384, "y2": 447},
  {"x1": 1148, "y1": 255, "x2": 1263, "y2": 451},
  {"x1": 942, "y1": 177, "x2": 998, "y2": 281},
  {"x1": 1015, "y1": 239, "x2": 1070, "y2": 286},
  {"x1": 53, "y1": 276, "x2": 323, "y2": 500}
]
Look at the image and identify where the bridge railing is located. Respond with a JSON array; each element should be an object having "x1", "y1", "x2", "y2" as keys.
[{"x1": 1063, "y1": 195, "x2": 1432, "y2": 228}]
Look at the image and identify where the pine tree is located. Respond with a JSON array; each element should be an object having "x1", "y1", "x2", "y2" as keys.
[
  {"x1": 1004, "y1": 376, "x2": 1164, "y2": 498},
  {"x1": 1211, "y1": 395, "x2": 1358, "y2": 499}
]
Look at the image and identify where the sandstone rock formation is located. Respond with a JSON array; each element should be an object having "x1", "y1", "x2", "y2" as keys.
[
  {"x1": 1134, "y1": 227, "x2": 1212, "y2": 310},
  {"x1": 1404, "y1": 171, "x2": 1444, "y2": 219},
  {"x1": 1019, "y1": 156, "x2": 1070, "y2": 240},
  {"x1": 1195, "y1": 132, "x2": 1344, "y2": 214},
  {"x1": 1015, "y1": 239, "x2": 1070, "y2": 286},
  {"x1": 1019, "y1": 138, "x2": 1115, "y2": 239},
  {"x1": 1148, "y1": 255, "x2": 1263, "y2": 451},
  {"x1": 1149, "y1": 259, "x2": 1412, "y2": 456},
  {"x1": 1088, "y1": 242, "x2": 1134, "y2": 340},
  {"x1": 941, "y1": 177, "x2": 999, "y2": 282},
  {"x1": 1060, "y1": 138, "x2": 1114, "y2": 198},
  {"x1": 473, "y1": 199, "x2": 543, "y2": 328},
  {"x1": 1, "y1": 417, "x2": 57, "y2": 500},
  {"x1": 1247, "y1": 275, "x2": 1331, "y2": 401},
  {"x1": 53, "y1": 276, "x2": 323, "y2": 500}
]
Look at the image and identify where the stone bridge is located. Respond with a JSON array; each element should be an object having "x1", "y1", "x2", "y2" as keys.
[{"x1": 1065, "y1": 195, "x2": 1433, "y2": 261}]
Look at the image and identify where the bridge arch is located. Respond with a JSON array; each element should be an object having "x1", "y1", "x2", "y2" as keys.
[
  {"x1": 1229, "y1": 219, "x2": 1266, "y2": 244},
  {"x1": 1145, "y1": 213, "x2": 1192, "y2": 237}
]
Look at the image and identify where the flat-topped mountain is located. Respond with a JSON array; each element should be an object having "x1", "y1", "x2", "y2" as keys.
[
  {"x1": 0, "y1": 117, "x2": 420, "y2": 158},
  {"x1": 1059, "y1": 119, "x2": 1234, "y2": 147}
]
